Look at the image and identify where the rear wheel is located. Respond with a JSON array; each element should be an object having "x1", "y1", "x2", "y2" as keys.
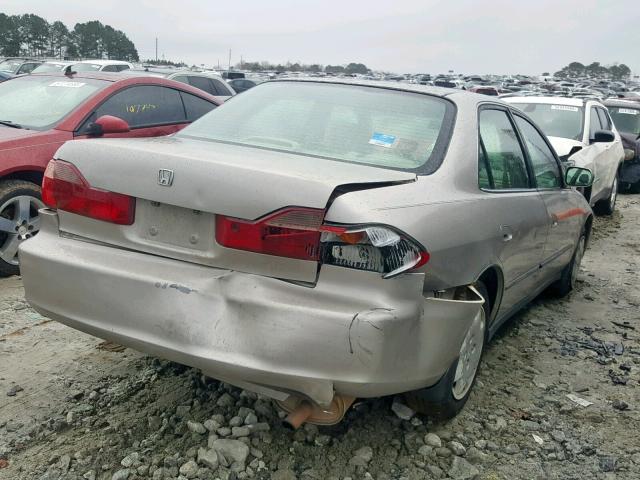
[
  {"x1": 550, "y1": 233, "x2": 586, "y2": 297},
  {"x1": 594, "y1": 177, "x2": 617, "y2": 216},
  {"x1": 404, "y1": 282, "x2": 490, "y2": 419},
  {"x1": 0, "y1": 180, "x2": 44, "y2": 277}
]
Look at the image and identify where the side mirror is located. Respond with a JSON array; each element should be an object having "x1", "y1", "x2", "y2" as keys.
[
  {"x1": 565, "y1": 167, "x2": 594, "y2": 187},
  {"x1": 86, "y1": 115, "x2": 130, "y2": 136},
  {"x1": 591, "y1": 129, "x2": 615, "y2": 144}
]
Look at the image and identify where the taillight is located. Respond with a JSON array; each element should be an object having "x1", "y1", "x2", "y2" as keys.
[
  {"x1": 320, "y1": 225, "x2": 429, "y2": 278},
  {"x1": 215, "y1": 208, "x2": 324, "y2": 261},
  {"x1": 215, "y1": 207, "x2": 429, "y2": 277},
  {"x1": 42, "y1": 160, "x2": 135, "y2": 225}
]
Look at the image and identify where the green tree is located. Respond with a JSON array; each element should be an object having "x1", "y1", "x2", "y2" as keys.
[
  {"x1": 48, "y1": 20, "x2": 69, "y2": 58},
  {"x1": 19, "y1": 14, "x2": 50, "y2": 56},
  {"x1": 0, "y1": 14, "x2": 22, "y2": 56},
  {"x1": 73, "y1": 20, "x2": 105, "y2": 58}
]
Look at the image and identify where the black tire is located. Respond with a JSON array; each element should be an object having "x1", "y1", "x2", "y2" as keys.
[
  {"x1": 404, "y1": 282, "x2": 490, "y2": 420},
  {"x1": 594, "y1": 177, "x2": 617, "y2": 216},
  {"x1": 549, "y1": 233, "x2": 586, "y2": 297},
  {"x1": 0, "y1": 180, "x2": 44, "y2": 277}
]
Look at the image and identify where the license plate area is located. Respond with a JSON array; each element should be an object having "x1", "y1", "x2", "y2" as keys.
[{"x1": 134, "y1": 199, "x2": 214, "y2": 252}]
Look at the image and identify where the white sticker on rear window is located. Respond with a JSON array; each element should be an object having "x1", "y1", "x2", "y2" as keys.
[
  {"x1": 618, "y1": 108, "x2": 639, "y2": 115},
  {"x1": 48, "y1": 81, "x2": 86, "y2": 88},
  {"x1": 550, "y1": 105, "x2": 579, "y2": 112},
  {"x1": 369, "y1": 132, "x2": 397, "y2": 148}
]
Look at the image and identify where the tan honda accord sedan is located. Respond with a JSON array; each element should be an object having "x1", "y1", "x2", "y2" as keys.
[{"x1": 19, "y1": 79, "x2": 594, "y2": 425}]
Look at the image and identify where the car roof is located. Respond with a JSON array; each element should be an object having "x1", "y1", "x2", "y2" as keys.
[
  {"x1": 604, "y1": 98, "x2": 640, "y2": 109},
  {"x1": 73, "y1": 59, "x2": 133, "y2": 66},
  {"x1": 28, "y1": 72, "x2": 136, "y2": 82},
  {"x1": 503, "y1": 96, "x2": 591, "y2": 107}
]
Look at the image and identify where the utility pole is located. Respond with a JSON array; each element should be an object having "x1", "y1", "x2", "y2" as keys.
[
  {"x1": 228, "y1": 49, "x2": 232, "y2": 71},
  {"x1": 155, "y1": 37, "x2": 158, "y2": 62},
  {"x1": 240, "y1": 55, "x2": 243, "y2": 69}
]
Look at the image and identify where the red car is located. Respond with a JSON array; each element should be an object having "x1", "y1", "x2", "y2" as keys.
[{"x1": 0, "y1": 72, "x2": 221, "y2": 275}]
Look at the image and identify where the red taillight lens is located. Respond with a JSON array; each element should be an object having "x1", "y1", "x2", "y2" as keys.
[
  {"x1": 216, "y1": 207, "x2": 430, "y2": 277},
  {"x1": 42, "y1": 160, "x2": 135, "y2": 225},
  {"x1": 215, "y1": 208, "x2": 324, "y2": 261}
]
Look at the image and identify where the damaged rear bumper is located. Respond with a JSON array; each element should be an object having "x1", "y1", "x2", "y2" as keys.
[{"x1": 20, "y1": 211, "x2": 484, "y2": 407}]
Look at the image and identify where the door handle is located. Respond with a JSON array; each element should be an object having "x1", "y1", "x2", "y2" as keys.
[{"x1": 503, "y1": 233, "x2": 513, "y2": 242}]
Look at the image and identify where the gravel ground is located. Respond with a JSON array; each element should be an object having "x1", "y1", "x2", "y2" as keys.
[{"x1": 1, "y1": 196, "x2": 639, "y2": 480}]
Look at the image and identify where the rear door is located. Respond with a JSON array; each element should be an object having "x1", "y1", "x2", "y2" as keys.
[
  {"x1": 74, "y1": 85, "x2": 212, "y2": 138},
  {"x1": 596, "y1": 107, "x2": 621, "y2": 191},
  {"x1": 478, "y1": 107, "x2": 548, "y2": 313},
  {"x1": 513, "y1": 114, "x2": 580, "y2": 277},
  {"x1": 587, "y1": 105, "x2": 609, "y2": 200}
]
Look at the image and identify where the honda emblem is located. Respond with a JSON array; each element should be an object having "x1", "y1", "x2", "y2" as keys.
[{"x1": 158, "y1": 169, "x2": 174, "y2": 186}]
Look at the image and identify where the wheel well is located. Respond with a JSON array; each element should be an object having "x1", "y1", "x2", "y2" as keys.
[
  {"x1": 477, "y1": 266, "x2": 502, "y2": 321},
  {"x1": 3, "y1": 171, "x2": 43, "y2": 187}
]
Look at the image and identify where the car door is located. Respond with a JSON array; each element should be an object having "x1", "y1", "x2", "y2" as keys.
[
  {"x1": 586, "y1": 105, "x2": 609, "y2": 201},
  {"x1": 513, "y1": 114, "x2": 581, "y2": 277},
  {"x1": 478, "y1": 107, "x2": 548, "y2": 314},
  {"x1": 75, "y1": 85, "x2": 193, "y2": 139},
  {"x1": 596, "y1": 107, "x2": 622, "y2": 191}
]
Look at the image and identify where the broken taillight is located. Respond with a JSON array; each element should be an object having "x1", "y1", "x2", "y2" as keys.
[
  {"x1": 42, "y1": 159, "x2": 135, "y2": 225},
  {"x1": 215, "y1": 207, "x2": 429, "y2": 278},
  {"x1": 319, "y1": 225, "x2": 429, "y2": 278}
]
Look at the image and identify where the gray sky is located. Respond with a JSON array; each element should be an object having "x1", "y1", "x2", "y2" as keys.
[{"x1": 3, "y1": 0, "x2": 638, "y2": 75}]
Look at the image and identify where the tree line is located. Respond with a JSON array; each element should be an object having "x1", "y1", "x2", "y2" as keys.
[
  {"x1": 0, "y1": 13, "x2": 139, "y2": 61},
  {"x1": 554, "y1": 61, "x2": 631, "y2": 80},
  {"x1": 235, "y1": 60, "x2": 370, "y2": 75}
]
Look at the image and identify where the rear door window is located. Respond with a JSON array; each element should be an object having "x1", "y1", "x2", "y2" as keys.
[
  {"x1": 80, "y1": 85, "x2": 187, "y2": 131},
  {"x1": 478, "y1": 109, "x2": 531, "y2": 189},
  {"x1": 187, "y1": 76, "x2": 215, "y2": 95},
  {"x1": 180, "y1": 92, "x2": 216, "y2": 121},
  {"x1": 211, "y1": 79, "x2": 233, "y2": 96},
  {"x1": 514, "y1": 115, "x2": 562, "y2": 189}
]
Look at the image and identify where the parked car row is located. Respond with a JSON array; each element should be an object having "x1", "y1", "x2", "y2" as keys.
[{"x1": 0, "y1": 74, "x2": 629, "y2": 425}]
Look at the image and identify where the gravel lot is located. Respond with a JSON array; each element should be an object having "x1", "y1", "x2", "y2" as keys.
[{"x1": 1, "y1": 196, "x2": 639, "y2": 480}]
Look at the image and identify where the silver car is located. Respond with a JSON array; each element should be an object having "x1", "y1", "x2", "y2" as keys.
[{"x1": 20, "y1": 80, "x2": 594, "y2": 425}]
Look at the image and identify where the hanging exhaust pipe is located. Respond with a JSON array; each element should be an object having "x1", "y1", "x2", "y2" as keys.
[{"x1": 279, "y1": 394, "x2": 356, "y2": 429}]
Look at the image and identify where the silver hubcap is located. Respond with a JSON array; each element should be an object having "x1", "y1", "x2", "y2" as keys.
[
  {"x1": 452, "y1": 307, "x2": 485, "y2": 400},
  {"x1": 570, "y1": 237, "x2": 586, "y2": 288},
  {"x1": 0, "y1": 195, "x2": 44, "y2": 265}
]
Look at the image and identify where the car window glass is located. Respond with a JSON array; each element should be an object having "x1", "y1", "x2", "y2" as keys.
[
  {"x1": 478, "y1": 109, "x2": 530, "y2": 189},
  {"x1": 179, "y1": 82, "x2": 453, "y2": 173},
  {"x1": 116, "y1": 65, "x2": 130, "y2": 72},
  {"x1": 589, "y1": 107, "x2": 603, "y2": 138},
  {"x1": 478, "y1": 142, "x2": 492, "y2": 189},
  {"x1": 18, "y1": 63, "x2": 38, "y2": 74},
  {"x1": 101, "y1": 65, "x2": 119, "y2": 72},
  {"x1": 597, "y1": 108, "x2": 611, "y2": 130},
  {"x1": 82, "y1": 85, "x2": 186, "y2": 131},
  {"x1": 187, "y1": 76, "x2": 215, "y2": 95},
  {"x1": 172, "y1": 75, "x2": 190, "y2": 85},
  {"x1": 180, "y1": 92, "x2": 216, "y2": 121},
  {"x1": 514, "y1": 116, "x2": 561, "y2": 189},
  {"x1": 211, "y1": 79, "x2": 232, "y2": 96}
]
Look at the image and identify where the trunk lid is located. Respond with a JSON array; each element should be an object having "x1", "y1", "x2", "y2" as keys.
[{"x1": 53, "y1": 136, "x2": 415, "y2": 282}]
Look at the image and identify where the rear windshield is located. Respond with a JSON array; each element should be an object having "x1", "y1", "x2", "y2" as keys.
[
  {"x1": 608, "y1": 106, "x2": 640, "y2": 136},
  {"x1": 0, "y1": 76, "x2": 108, "y2": 130},
  {"x1": 72, "y1": 63, "x2": 102, "y2": 72},
  {"x1": 178, "y1": 81, "x2": 455, "y2": 173},
  {"x1": 0, "y1": 60, "x2": 22, "y2": 73},
  {"x1": 32, "y1": 63, "x2": 66, "y2": 73},
  {"x1": 511, "y1": 102, "x2": 584, "y2": 140}
]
